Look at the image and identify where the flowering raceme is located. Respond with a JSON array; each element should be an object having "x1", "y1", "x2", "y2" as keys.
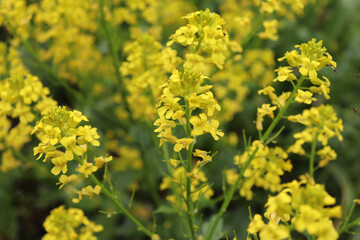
[
  {"x1": 42, "y1": 205, "x2": 103, "y2": 240},
  {"x1": 168, "y1": 8, "x2": 241, "y2": 70},
  {"x1": 32, "y1": 106, "x2": 112, "y2": 202},
  {"x1": 256, "y1": 38, "x2": 336, "y2": 131},
  {"x1": 248, "y1": 176, "x2": 342, "y2": 240},
  {"x1": 226, "y1": 140, "x2": 292, "y2": 200},
  {"x1": 118, "y1": 34, "x2": 180, "y2": 121},
  {"x1": 0, "y1": 42, "x2": 57, "y2": 173},
  {"x1": 288, "y1": 104, "x2": 343, "y2": 167}
]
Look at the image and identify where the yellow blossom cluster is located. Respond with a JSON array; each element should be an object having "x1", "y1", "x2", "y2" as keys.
[
  {"x1": 32, "y1": 106, "x2": 113, "y2": 202},
  {"x1": 154, "y1": 68, "x2": 223, "y2": 149},
  {"x1": 0, "y1": 42, "x2": 56, "y2": 172},
  {"x1": 160, "y1": 166, "x2": 213, "y2": 208},
  {"x1": 248, "y1": 176, "x2": 342, "y2": 240},
  {"x1": 0, "y1": 0, "x2": 108, "y2": 84},
  {"x1": 167, "y1": 8, "x2": 241, "y2": 70},
  {"x1": 42, "y1": 205, "x2": 103, "y2": 240},
  {"x1": 256, "y1": 38, "x2": 336, "y2": 131},
  {"x1": 226, "y1": 140, "x2": 292, "y2": 200},
  {"x1": 108, "y1": 0, "x2": 194, "y2": 40},
  {"x1": 118, "y1": 34, "x2": 180, "y2": 121},
  {"x1": 220, "y1": 0, "x2": 316, "y2": 44},
  {"x1": 288, "y1": 104, "x2": 343, "y2": 167}
]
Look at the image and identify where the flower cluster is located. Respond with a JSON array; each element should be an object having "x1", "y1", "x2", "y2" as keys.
[
  {"x1": 42, "y1": 205, "x2": 103, "y2": 240},
  {"x1": 154, "y1": 68, "x2": 223, "y2": 149},
  {"x1": 0, "y1": 0, "x2": 108, "y2": 84},
  {"x1": 0, "y1": 51, "x2": 56, "y2": 172},
  {"x1": 108, "y1": 0, "x2": 195, "y2": 40},
  {"x1": 32, "y1": 106, "x2": 112, "y2": 201},
  {"x1": 288, "y1": 104, "x2": 343, "y2": 167},
  {"x1": 248, "y1": 176, "x2": 342, "y2": 240},
  {"x1": 256, "y1": 38, "x2": 336, "y2": 131},
  {"x1": 160, "y1": 166, "x2": 213, "y2": 208},
  {"x1": 220, "y1": 0, "x2": 316, "y2": 44},
  {"x1": 167, "y1": 8, "x2": 241, "y2": 70},
  {"x1": 226, "y1": 140, "x2": 292, "y2": 200},
  {"x1": 119, "y1": 34, "x2": 180, "y2": 121}
]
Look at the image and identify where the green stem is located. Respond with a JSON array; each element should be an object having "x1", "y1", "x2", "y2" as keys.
[
  {"x1": 99, "y1": 0, "x2": 133, "y2": 121},
  {"x1": 338, "y1": 202, "x2": 356, "y2": 234},
  {"x1": 339, "y1": 216, "x2": 360, "y2": 234},
  {"x1": 75, "y1": 157, "x2": 155, "y2": 238},
  {"x1": 205, "y1": 147, "x2": 259, "y2": 239},
  {"x1": 184, "y1": 99, "x2": 196, "y2": 240},
  {"x1": 240, "y1": 12, "x2": 266, "y2": 47},
  {"x1": 309, "y1": 133, "x2": 318, "y2": 178},
  {"x1": 206, "y1": 76, "x2": 306, "y2": 239},
  {"x1": 262, "y1": 76, "x2": 305, "y2": 141}
]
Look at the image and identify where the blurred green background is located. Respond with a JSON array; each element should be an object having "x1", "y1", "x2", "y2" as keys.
[{"x1": 1, "y1": 0, "x2": 360, "y2": 239}]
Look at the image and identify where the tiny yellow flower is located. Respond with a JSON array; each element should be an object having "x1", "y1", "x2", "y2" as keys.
[
  {"x1": 295, "y1": 89, "x2": 316, "y2": 104},
  {"x1": 76, "y1": 160, "x2": 98, "y2": 178},
  {"x1": 258, "y1": 104, "x2": 277, "y2": 119},
  {"x1": 60, "y1": 135, "x2": 84, "y2": 160},
  {"x1": 174, "y1": 138, "x2": 193, "y2": 152}
]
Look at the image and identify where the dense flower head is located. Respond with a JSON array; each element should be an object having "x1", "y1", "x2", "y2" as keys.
[
  {"x1": 227, "y1": 140, "x2": 292, "y2": 200},
  {"x1": 279, "y1": 38, "x2": 336, "y2": 83},
  {"x1": 32, "y1": 107, "x2": 111, "y2": 202},
  {"x1": 119, "y1": 34, "x2": 180, "y2": 121},
  {"x1": 167, "y1": 8, "x2": 241, "y2": 69},
  {"x1": 0, "y1": 69, "x2": 56, "y2": 172},
  {"x1": 154, "y1": 67, "x2": 223, "y2": 149},
  {"x1": 256, "y1": 39, "x2": 336, "y2": 131},
  {"x1": 248, "y1": 176, "x2": 341, "y2": 240},
  {"x1": 287, "y1": 105, "x2": 343, "y2": 167},
  {"x1": 42, "y1": 205, "x2": 103, "y2": 240}
]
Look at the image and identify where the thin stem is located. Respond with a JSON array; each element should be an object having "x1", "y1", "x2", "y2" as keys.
[
  {"x1": 240, "y1": 12, "x2": 266, "y2": 47},
  {"x1": 184, "y1": 99, "x2": 196, "y2": 240},
  {"x1": 99, "y1": 0, "x2": 133, "y2": 121},
  {"x1": 339, "y1": 202, "x2": 357, "y2": 234},
  {"x1": 75, "y1": 157, "x2": 155, "y2": 238},
  {"x1": 309, "y1": 133, "x2": 318, "y2": 178},
  {"x1": 205, "y1": 147, "x2": 259, "y2": 239}
]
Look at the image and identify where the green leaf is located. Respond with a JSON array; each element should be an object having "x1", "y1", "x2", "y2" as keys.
[{"x1": 201, "y1": 215, "x2": 224, "y2": 240}]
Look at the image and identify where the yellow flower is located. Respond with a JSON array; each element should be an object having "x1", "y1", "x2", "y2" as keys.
[
  {"x1": 60, "y1": 135, "x2": 84, "y2": 160},
  {"x1": 190, "y1": 113, "x2": 208, "y2": 136},
  {"x1": 248, "y1": 214, "x2": 265, "y2": 234},
  {"x1": 273, "y1": 67, "x2": 296, "y2": 82},
  {"x1": 41, "y1": 126, "x2": 61, "y2": 145},
  {"x1": 295, "y1": 89, "x2": 316, "y2": 104},
  {"x1": 259, "y1": 20, "x2": 278, "y2": 41},
  {"x1": 76, "y1": 125, "x2": 100, "y2": 146},
  {"x1": 43, "y1": 205, "x2": 103, "y2": 239},
  {"x1": 257, "y1": 104, "x2": 277, "y2": 119},
  {"x1": 56, "y1": 174, "x2": 78, "y2": 189},
  {"x1": 50, "y1": 152, "x2": 68, "y2": 175},
  {"x1": 76, "y1": 160, "x2": 98, "y2": 178},
  {"x1": 174, "y1": 138, "x2": 193, "y2": 152},
  {"x1": 170, "y1": 158, "x2": 180, "y2": 167},
  {"x1": 94, "y1": 155, "x2": 113, "y2": 169},
  {"x1": 193, "y1": 149, "x2": 212, "y2": 162},
  {"x1": 72, "y1": 185, "x2": 101, "y2": 203}
]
